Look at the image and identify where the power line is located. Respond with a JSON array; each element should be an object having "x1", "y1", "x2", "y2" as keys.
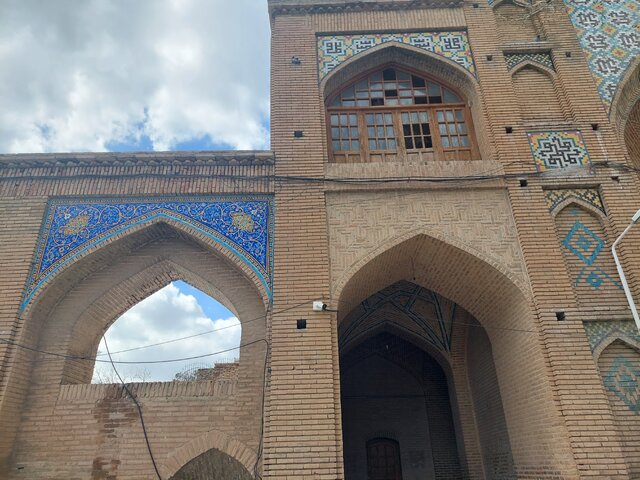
[
  {"x1": 104, "y1": 337, "x2": 162, "y2": 480},
  {"x1": 95, "y1": 298, "x2": 311, "y2": 357}
]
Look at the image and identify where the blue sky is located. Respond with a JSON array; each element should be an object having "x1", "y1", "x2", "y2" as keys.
[{"x1": 0, "y1": 1, "x2": 271, "y2": 381}]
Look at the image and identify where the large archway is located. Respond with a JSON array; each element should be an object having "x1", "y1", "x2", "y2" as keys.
[
  {"x1": 5, "y1": 221, "x2": 268, "y2": 478},
  {"x1": 169, "y1": 448, "x2": 254, "y2": 480},
  {"x1": 335, "y1": 233, "x2": 577, "y2": 478}
]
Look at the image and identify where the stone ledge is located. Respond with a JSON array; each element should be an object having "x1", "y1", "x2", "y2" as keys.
[
  {"x1": 269, "y1": 0, "x2": 464, "y2": 17},
  {"x1": 0, "y1": 150, "x2": 275, "y2": 169}
]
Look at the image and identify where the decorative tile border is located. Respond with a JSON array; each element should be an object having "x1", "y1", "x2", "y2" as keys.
[
  {"x1": 564, "y1": 0, "x2": 640, "y2": 108},
  {"x1": 584, "y1": 321, "x2": 640, "y2": 353},
  {"x1": 317, "y1": 31, "x2": 476, "y2": 81},
  {"x1": 545, "y1": 188, "x2": 604, "y2": 214},
  {"x1": 505, "y1": 52, "x2": 554, "y2": 71},
  {"x1": 22, "y1": 196, "x2": 274, "y2": 312},
  {"x1": 528, "y1": 131, "x2": 591, "y2": 172}
]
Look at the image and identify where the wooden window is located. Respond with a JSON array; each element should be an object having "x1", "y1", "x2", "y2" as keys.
[
  {"x1": 327, "y1": 66, "x2": 478, "y2": 163},
  {"x1": 367, "y1": 438, "x2": 403, "y2": 480}
]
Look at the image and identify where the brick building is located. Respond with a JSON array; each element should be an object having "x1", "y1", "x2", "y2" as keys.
[{"x1": 0, "y1": 0, "x2": 639, "y2": 478}]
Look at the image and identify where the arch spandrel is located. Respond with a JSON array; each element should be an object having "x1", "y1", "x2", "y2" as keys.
[{"x1": 20, "y1": 195, "x2": 275, "y2": 316}]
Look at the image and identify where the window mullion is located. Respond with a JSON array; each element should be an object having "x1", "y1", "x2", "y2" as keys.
[{"x1": 429, "y1": 107, "x2": 445, "y2": 160}]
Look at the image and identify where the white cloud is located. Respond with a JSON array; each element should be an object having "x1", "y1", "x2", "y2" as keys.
[
  {"x1": 93, "y1": 282, "x2": 241, "y2": 383},
  {"x1": 0, "y1": 0, "x2": 270, "y2": 153}
]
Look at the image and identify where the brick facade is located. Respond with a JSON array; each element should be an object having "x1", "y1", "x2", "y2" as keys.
[{"x1": 0, "y1": 0, "x2": 639, "y2": 478}]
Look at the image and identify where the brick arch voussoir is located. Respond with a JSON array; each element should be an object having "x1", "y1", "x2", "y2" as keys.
[
  {"x1": 160, "y1": 430, "x2": 257, "y2": 479},
  {"x1": 21, "y1": 216, "x2": 271, "y2": 320},
  {"x1": 550, "y1": 198, "x2": 606, "y2": 221},
  {"x1": 333, "y1": 226, "x2": 531, "y2": 310},
  {"x1": 320, "y1": 42, "x2": 479, "y2": 105},
  {"x1": 510, "y1": 60, "x2": 557, "y2": 80},
  {"x1": 594, "y1": 336, "x2": 640, "y2": 365},
  {"x1": 610, "y1": 57, "x2": 640, "y2": 139}
]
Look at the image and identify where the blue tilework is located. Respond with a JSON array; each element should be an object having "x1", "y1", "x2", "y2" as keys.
[
  {"x1": 584, "y1": 320, "x2": 640, "y2": 352},
  {"x1": 564, "y1": 0, "x2": 640, "y2": 108},
  {"x1": 22, "y1": 196, "x2": 274, "y2": 311},
  {"x1": 604, "y1": 356, "x2": 640, "y2": 413},
  {"x1": 560, "y1": 209, "x2": 622, "y2": 291},
  {"x1": 317, "y1": 31, "x2": 476, "y2": 81},
  {"x1": 528, "y1": 131, "x2": 591, "y2": 171}
]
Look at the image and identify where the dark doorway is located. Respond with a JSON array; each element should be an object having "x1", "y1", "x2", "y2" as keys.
[{"x1": 367, "y1": 438, "x2": 403, "y2": 480}]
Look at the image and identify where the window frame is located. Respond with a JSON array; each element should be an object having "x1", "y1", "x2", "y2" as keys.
[{"x1": 325, "y1": 64, "x2": 479, "y2": 163}]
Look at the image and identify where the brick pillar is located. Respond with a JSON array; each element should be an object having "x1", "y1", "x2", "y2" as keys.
[{"x1": 265, "y1": 14, "x2": 344, "y2": 479}]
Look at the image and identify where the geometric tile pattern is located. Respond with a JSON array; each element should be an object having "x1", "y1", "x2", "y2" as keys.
[
  {"x1": 564, "y1": 0, "x2": 640, "y2": 108},
  {"x1": 545, "y1": 188, "x2": 604, "y2": 214},
  {"x1": 528, "y1": 131, "x2": 591, "y2": 172},
  {"x1": 339, "y1": 281, "x2": 457, "y2": 353},
  {"x1": 604, "y1": 356, "x2": 640, "y2": 413},
  {"x1": 584, "y1": 320, "x2": 640, "y2": 353},
  {"x1": 21, "y1": 196, "x2": 275, "y2": 311},
  {"x1": 560, "y1": 208, "x2": 622, "y2": 291},
  {"x1": 317, "y1": 31, "x2": 476, "y2": 81},
  {"x1": 505, "y1": 52, "x2": 555, "y2": 71}
]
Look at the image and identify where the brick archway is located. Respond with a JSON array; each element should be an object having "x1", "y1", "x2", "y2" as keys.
[
  {"x1": 334, "y1": 232, "x2": 578, "y2": 478},
  {"x1": 160, "y1": 430, "x2": 257, "y2": 479},
  {"x1": 2, "y1": 221, "x2": 268, "y2": 478}
]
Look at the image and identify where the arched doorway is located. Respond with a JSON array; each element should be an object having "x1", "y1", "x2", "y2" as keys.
[
  {"x1": 339, "y1": 280, "x2": 513, "y2": 479},
  {"x1": 169, "y1": 448, "x2": 253, "y2": 480}
]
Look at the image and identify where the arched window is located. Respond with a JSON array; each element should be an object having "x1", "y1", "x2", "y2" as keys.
[{"x1": 327, "y1": 66, "x2": 478, "y2": 163}]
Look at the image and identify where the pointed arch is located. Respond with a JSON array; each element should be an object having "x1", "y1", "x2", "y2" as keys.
[
  {"x1": 160, "y1": 430, "x2": 257, "y2": 479},
  {"x1": 321, "y1": 42, "x2": 478, "y2": 105},
  {"x1": 610, "y1": 56, "x2": 640, "y2": 139},
  {"x1": 21, "y1": 197, "x2": 274, "y2": 317},
  {"x1": 549, "y1": 197, "x2": 606, "y2": 220},
  {"x1": 512, "y1": 64, "x2": 566, "y2": 122},
  {"x1": 320, "y1": 42, "x2": 494, "y2": 162},
  {"x1": 594, "y1": 335, "x2": 640, "y2": 364}
]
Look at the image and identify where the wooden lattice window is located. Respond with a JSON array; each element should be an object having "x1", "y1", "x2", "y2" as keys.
[
  {"x1": 327, "y1": 66, "x2": 478, "y2": 163},
  {"x1": 367, "y1": 438, "x2": 403, "y2": 480}
]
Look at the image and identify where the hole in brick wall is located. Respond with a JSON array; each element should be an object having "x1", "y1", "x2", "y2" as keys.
[
  {"x1": 556, "y1": 311, "x2": 566, "y2": 321},
  {"x1": 519, "y1": 178, "x2": 528, "y2": 187},
  {"x1": 297, "y1": 319, "x2": 307, "y2": 330},
  {"x1": 612, "y1": 176, "x2": 620, "y2": 182},
  {"x1": 505, "y1": 126, "x2": 513, "y2": 134},
  {"x1": 591, "y1": 123, "x2": 599, "y2": 131},
  {"x1": 293, "y1": 130, "x2": 304, "y2": 138},
  {"x1": 473, "y1": 2, "x2": 479, "y2": 7},
  {"x1": 92, "y1": 280, "x2": 240, "y2": 384},
  {"x1": 486, "y1": 54, "x2": 493, "y2": 61},
  {"x1": 565, "y1": 51, "x2": 572, "y2": 58},
  {"x1": 291, "y1": 56, "x2": 301, "y2": 65}
]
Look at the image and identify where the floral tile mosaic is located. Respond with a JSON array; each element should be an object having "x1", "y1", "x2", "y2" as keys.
[
  {"x1": 528, "y1": 131, "x2": 591, "y2": 172},
  {"x1": 564, "y1": 0, "x2": 640, "y2": 108},
  {"x1": 317, "y1": 31, "x2": 476, "y2": 81},
  {"x1": 22, "y1": 196, "x2": 274, "y2": 312}
]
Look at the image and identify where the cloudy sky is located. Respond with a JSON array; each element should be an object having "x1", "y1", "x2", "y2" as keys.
[
  {"x1": 0, "y1": 1, "x2": 269, "y2": 382},
  {"x1": 0, "y1": 0, "x2": 271, "y2": 153},
  {"x1": 93, "y1": 281, "x2": 241, "y2": 383}
]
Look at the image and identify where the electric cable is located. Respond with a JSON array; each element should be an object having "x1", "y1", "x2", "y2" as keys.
[
  {"x1": 94, "y1": 298, "x2": 310, "y2": 356},
  {"x1": 104, "y1": 336, "x2": 163, "y2": 480}
]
